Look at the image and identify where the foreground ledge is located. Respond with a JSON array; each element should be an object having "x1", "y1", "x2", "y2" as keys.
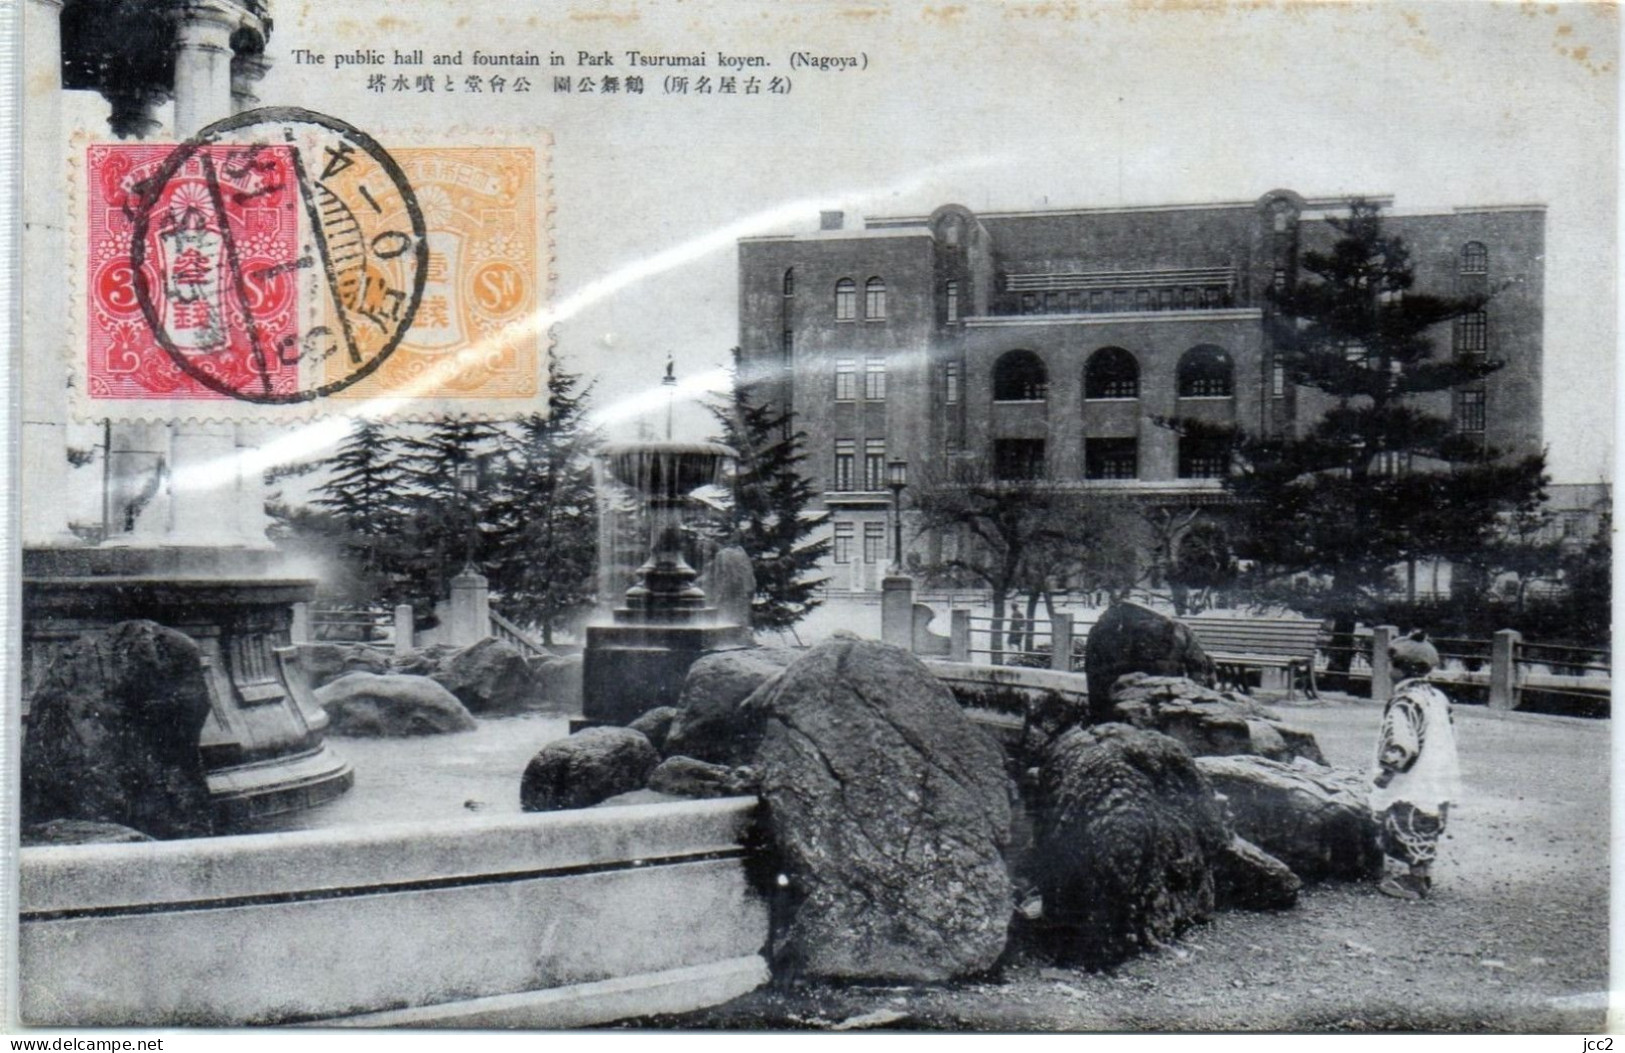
[{"x1": 21, "y1": 798, "x2": 768, "y2": 1027}]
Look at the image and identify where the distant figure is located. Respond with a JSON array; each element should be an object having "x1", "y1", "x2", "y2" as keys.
[{"x1": 1371, "y1": 630, "x2": 1461, "y2": 900}]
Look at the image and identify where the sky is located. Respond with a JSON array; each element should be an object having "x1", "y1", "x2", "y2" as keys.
[{"x1": 64, "y1": 0, "x2": 1624, "y2": 487}]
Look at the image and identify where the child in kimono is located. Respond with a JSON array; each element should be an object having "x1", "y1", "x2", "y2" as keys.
[{"x1": 1371, "y1": 630, "x2": 1461, "y2": 900}]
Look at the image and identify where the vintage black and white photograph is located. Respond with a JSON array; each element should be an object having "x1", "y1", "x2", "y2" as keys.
[{"x1": 6, "y1": 0, "x2": 1617, "y2": 1036}]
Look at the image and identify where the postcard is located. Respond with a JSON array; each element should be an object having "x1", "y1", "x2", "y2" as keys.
[{"x1": 9, "y1": 0, "x2": 1616, "y2": 1037}]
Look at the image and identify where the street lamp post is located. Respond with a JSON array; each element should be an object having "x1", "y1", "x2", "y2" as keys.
[
  {"x1": 886, "y1": 458, "x2": 908, "y2": 576},
  {"x1": 456, "y1": 459, "x2": 479, "y2": 574}
]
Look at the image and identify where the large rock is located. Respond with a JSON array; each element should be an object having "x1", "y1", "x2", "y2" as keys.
[
  {"x1": 432, "y1": 637, "x2": 539, "y2": 713},
  {"x1": 22, "y1": 620, "x2": 215, "y2": 839},
  {"x1": 389, "y1": 642, "x2": 461, "y2": 678},
  {"x1": 295, "y1": 642, "x2": 393, "y2": 689},
  {"x1": 665, "y1": 647, "x2": 799, "y2": 764},
  {"x1": 315, "y1": 672, "x2": 477, "y2": 737},
  {"x1": 1084, "y1": 602, "x2": 1215, "y2": 723},
  {"x1": 647, "y1": 755, "x2": 760, "y2": 799},
  {"x1": 530, "y1": 653, "x2": 583, "y2": 711},
  {"x1": 1212, "y1": 835, "x2": 1301, "y2": 911},
  {"x1": 1036, "y1": 724, "x2": 1230, "y2": 967},
  {"x1": 627, "y1": 706, "x2": 681, "y2": 752},
  {"x1": 521, "y1": 727, "x2": 661, "y2": 812},
  {"x1": 1110, "y1": 673, "x2": 1326, "y2": 765},
  {"x1": 1198, "y1": 754, "x2": 1383, "y2": 882},
  {"x1": 754, "y1": 639, "x2": 1012, "y2": 982}
]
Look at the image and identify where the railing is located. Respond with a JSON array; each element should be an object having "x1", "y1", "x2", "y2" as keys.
[
  {"x1": 490, "y1": 609, "x2": 550, "y2": 659},
  {"x1": 307, "y1": 606, "x2": 394, "y2": 644}
]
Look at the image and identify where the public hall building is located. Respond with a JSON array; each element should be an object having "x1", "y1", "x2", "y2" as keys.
[{"x1": 736, "y1": 190, "x2": 1546, "y2": 590}]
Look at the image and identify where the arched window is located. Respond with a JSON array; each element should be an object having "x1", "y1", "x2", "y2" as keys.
[
  {"x1": 783, "y1": 268, "x2": 795, "y2": 297},
  {"x1": 1460, "y1": 242, "x2": 1488, "y2": 275},
  {"x1": 993, "y1": 349, "x2": 1048, "y2": 401},
  {"x1": 865, "y1": 277, "x2": 887, "y2": 319},
  {"x1": 1177, "y1": 345, "x2": 1234, "y2": 398},
  {"x1": 834, "y1": 278, "x2": 856, "y2": 321},
  {"x1": 1085, "y1": 347, "x2": 1139, "y2": 399}
]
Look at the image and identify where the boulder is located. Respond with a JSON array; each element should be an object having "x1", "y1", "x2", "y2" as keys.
[
  {"x1": 1084, "y1": 602, "x2": 1215, "y2": 723},
  {"x1": 708, "y1": 544, "x2": 757, "y2": 629},
  {"x1": 628, "y1": 706, "x2": 681, "y2": 752},
  {"x1": 530, "y1": 653, "x2": 584, "y2": 711},
  {"x1": 295, "y1": 642, "x2": 393, "y2": 689},
  {"x1": 1110, "y1": 673, "x2": 1326, "y2": 765},
  {"x1": 389, "y1": 642, "x2": 461, "y2": 678},
  {"x1": 754, "y1": 639, "x2": 1012, "y2": 982},
  {"x1": 1212, "y1": 835, "x2": 1301, "y2": 911},
  {"x1": 665, "y1": 647, "x2": 799, "y2": 764},
  {"x1": 22, "y1": 819, "x2": 156, "y2": 847},
  {"x1": 432, "y1": 637, "x2": 539, "y2": 713},
  {"x1": 1020, "y1": 687, "x2": 1092, "y2": 761},
  {"x1": 521, "y1": 727, "x2": 661, "y2": 812},
  {"x1": 1036, "y1": 724, "x2": 1230, "y2": 967},
  {"x1": 315, "y1": 672, "x2": 477, "y2": 737},
  {"x1": 647, "y1": 755, "x2": 760, "y2": 799},
  {"x1": 1198, "y1": 754, "x2": 1383, "y2": 882},
  {"x1": 22, "y1": 620, "x2": 215, "y2": 840}
]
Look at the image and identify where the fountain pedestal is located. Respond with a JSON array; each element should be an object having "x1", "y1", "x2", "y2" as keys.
[{"x1": 23, "y1": 547, "x2": 354, "y2": 828}]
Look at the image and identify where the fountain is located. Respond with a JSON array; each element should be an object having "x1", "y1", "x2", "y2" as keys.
[{"x1": 581, "y1": 441, "x2": 752, "y2": 725}]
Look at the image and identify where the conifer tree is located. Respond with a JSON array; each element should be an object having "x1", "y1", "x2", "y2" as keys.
[
  {"x1": 486, "y1": 360, "x2": 602, "y2": 644},
  {"x1": 711, "y1": 360, "x2": 830, "y2": 633},
  {"x1": 308, "y1": 418, "x2": 409, "y2": 605},
  {"x1": 1187, "y1": 200, "x2": 1546, "y2": 629},
  {"x1": 393, "y1": 416, "x2": 506, "y2": 605}
]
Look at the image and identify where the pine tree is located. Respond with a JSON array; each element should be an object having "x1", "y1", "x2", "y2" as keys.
[
  {"x1": 393, "y1": 416, "x2": 506, "y2": 606},
  {"x1": 485, "y1": 361, "x2": 602, "y2": 644},
  {"x1": 1196, "y1": 200, "x2": 1547, "y2": 628},
  {"x1": 307, "y1": 418, "x2": 409, "y2": 605},
  {"x1": 711, "y1": 361, "x2": 830, "y2": 633}
]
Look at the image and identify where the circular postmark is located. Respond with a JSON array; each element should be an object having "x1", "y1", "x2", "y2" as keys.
[{"x1": 128, "y1": 106, "x2": 428, "y2": 404}]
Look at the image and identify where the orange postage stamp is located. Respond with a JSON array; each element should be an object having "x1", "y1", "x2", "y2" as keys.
[{"x1": 325, "y1": 145, "x2": 544, "y2": 405}]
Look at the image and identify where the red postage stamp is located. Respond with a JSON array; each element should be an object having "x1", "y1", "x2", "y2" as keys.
[{"x1": 85, "y1": 142, "x2": 304, "y2": 401}]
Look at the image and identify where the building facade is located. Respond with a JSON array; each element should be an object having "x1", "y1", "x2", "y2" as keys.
[{"x1": 737, "y1": 191, "x2": 1545, "y2": 590}]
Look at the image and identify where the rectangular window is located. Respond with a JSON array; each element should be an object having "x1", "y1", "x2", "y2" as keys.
[
  {"x1": 993, "y1": 439, "x2": 1046, "y2": 482},
  {"x1": 946, "y1": 280, "x2": 960, "y2": 322},
  {"x1": 865, "y1": 279, "x2": 887, "y2": 320},
  {"x1": 863, "y1": 522, "x2": 886, "y2": 563},
  {"x1": 1158, "y1": 288, "x2": 1175, "y2": 311},
  {"x1": 1089, "y1": 291, "x2": 1107, "y2": 313},
  {"x1": 945, "y1": 361, "x2": 961, "y2": 405},
  {"x1": 1044, "y1": 291, "x2": 1061, "y2": 313},
  {"x1": 835, "y1": 282, "x2": 856, "y2": 321},
  {"x1": 1112, "y1": 289, "x2": 1131, "y2": 312},
  {"x1": 833, "y1": 440, "x2": 855, "y2": 491},
  {"x1": 863, "y1": 439, "x2": 886, "y2": 491},
  {"x1": 864, "y1": 357, "x2": 887, "y2": 401},
  {"x1": 1271, "y1": 359, "x2": 1286, "y2": 397},
  {"x1": 1067, "y1": 290, "x2": 1083, "y2": 314},
  {"x1": 1179, "y1": 437, "x2": 1229, "y2": 479},
  {"x1": 834, "y1": 358, "x2": 856, "y2": 400},
  {"x1": 1021, "y1": 292, "x2": 1039, "y2": 315},
  {"x1": 1085, "y1": 438, "x2": 1138, "y2": 480},
  {"x1": 1135, "y1": 289, "x2": 1152, "y2": 312},
  {"x1": 833, "y1": 522, "x2": 854, "y2": 563},
  {"x1": 1456, "y1": 311, "x2": 1488, "y2": 354},
  {"x1": 1458, "y1": 390, "x2": 1487, "y2": 433}
]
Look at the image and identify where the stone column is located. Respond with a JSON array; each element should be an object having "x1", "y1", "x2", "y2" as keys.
[
  {"x1": 1370, "y1": 625, "x2": 1396, "y2": 701},
  {"x1": 448, "y1": 571, "x2": 490, "y2": 647},
  {"x1": 880, "y1": 575, "x2": 914, "y2": 649},
  {"x1": 231, "y1": 48, "x2": 269, "y2": 114},
  {"x1": 950, "y1": 609, "x2": 971, "y2": 663},
  {"x1": 166, "y1": 421, "x2": 247, "y2": 546},
  {"x1": 102, "y1": 423, "x2": 171, "y2": 545},
  {"x1": 1050, "y1": 612, "x2": 1074, "y2": 672},
  {"x1": 172, "y1": 3, "x2": 238, "y2": 139},
  {"x1": 21, "y1": 0, "x2": 80, "y2": 547},
  {"x1": 1489, "y1": 629, "x2": 1523, "y2": 711},
  {"x1": 393, "y1": 605, "x2": 416, "y2": 656}
]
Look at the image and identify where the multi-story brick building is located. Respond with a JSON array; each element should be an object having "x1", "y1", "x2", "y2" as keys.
[{"x1": 737, "y1": 190, "x2": 1545, "y2": 590}]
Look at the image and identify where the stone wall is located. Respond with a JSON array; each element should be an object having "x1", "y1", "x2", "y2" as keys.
[{"x1": 20, "y1": 799, "x2": 768, "y2": 1027}]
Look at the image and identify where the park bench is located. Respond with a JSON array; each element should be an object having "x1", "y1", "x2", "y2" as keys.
[{"x1": 1179, "y1": 616, "x2": 1328, "y2": 700}]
